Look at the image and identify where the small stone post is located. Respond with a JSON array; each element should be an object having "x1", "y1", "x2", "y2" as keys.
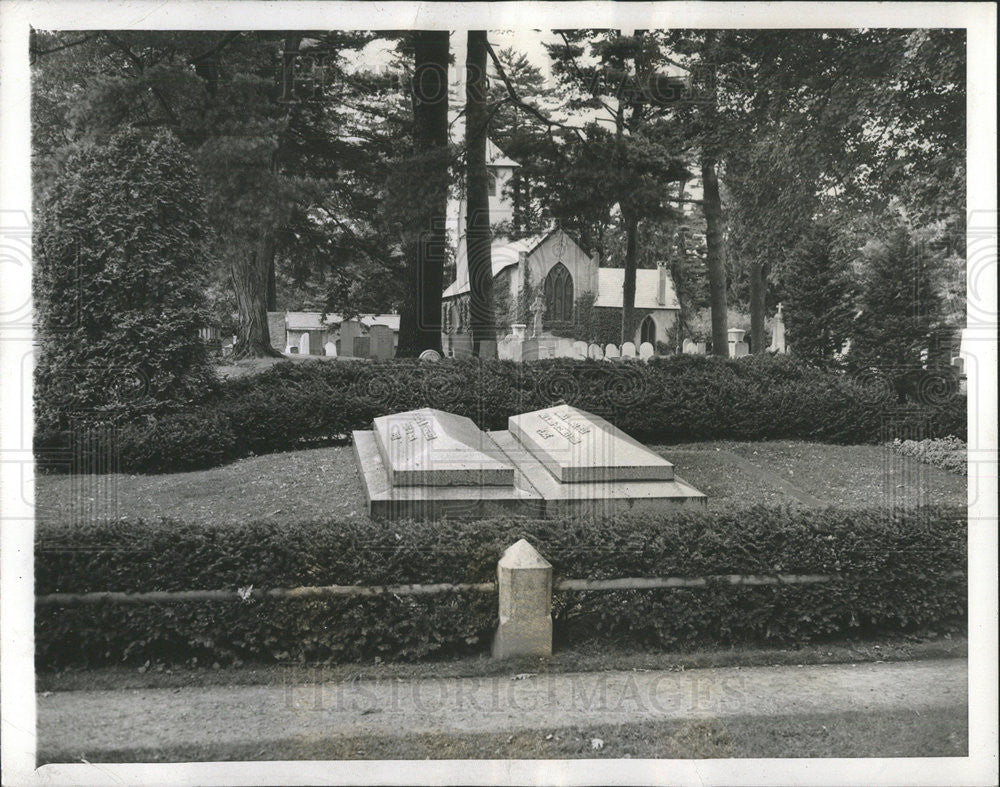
[{"x1": 492, "y1": 539, "x2": 552, "y2": 659}]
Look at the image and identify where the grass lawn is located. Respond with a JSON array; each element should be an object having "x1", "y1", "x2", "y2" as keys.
[
  {"x1": 37, "y1": 706, "x2": 968, "y2": 762},
  {"x1": 35, "y1": 440, "x2": 966, "y2": 527}
]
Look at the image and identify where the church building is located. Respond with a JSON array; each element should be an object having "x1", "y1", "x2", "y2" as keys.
[{"x1": 441, "y1": 141, "x2": 680, "y2": 356}]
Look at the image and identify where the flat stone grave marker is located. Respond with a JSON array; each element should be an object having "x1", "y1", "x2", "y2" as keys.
[
  {"x1": 508, "y1": 404, "x2": 674, "y2": 484},
  {"x1": 373, "y1": 408, "x2": 513, "y2": 487}
]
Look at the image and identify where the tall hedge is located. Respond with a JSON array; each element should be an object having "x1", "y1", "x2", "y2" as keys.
[
  {"x1": 36, "y1": 505, "x2": 966, "y2": 667},
  {"x1": 33, "y1": 129, "x2": 216, "y2": 438},
  {"x1": 35, "y1": 353, "x2": 966, "y2": 474}
]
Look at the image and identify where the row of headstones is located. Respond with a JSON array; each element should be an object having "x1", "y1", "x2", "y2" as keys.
[
  {"x1": 426, "y1": 340, "x2": 659, "y2": 362},
  {"x1": 285, "y1": 325, "x2": 395, "y2": 360},
  {"x1": 575, "y1": 340, "x2": 656, "y2": 361}
]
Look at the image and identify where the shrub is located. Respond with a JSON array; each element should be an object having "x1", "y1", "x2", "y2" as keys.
[
  {"x1": 115, "y1": 410, "x2": 239, "y2": 473},
  {"x1": 33, "y1": 129, "x2": 216, "y2": 439},
  {"x1": 889, "y1": 435, "x2": 967, "y2": 475},
  {"x1": 37, "y1": 354, "x2": 968, "y2": 474},
  {"x1": 36, "y1": 505, "x2": 967, "y2": 668}
]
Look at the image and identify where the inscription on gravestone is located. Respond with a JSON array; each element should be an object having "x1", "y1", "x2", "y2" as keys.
[{"x1": 508, "y1": 405, "x2": 674, "y2": 483}]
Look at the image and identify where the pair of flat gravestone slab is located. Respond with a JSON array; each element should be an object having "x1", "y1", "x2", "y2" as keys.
[{"x1": 352, "y1": 405, "x2": 706, "y2": 520}]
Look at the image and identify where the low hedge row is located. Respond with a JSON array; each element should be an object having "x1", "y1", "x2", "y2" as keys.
[
  {"x1": 35, "y1": 354, "x2": 967, "y2": 474},
  {"x1": 36, "y1": 504, "x2": 967, "y2": 667},
  {"x1": 889, "y1": 435, "x2": 967, "y2": 475}
]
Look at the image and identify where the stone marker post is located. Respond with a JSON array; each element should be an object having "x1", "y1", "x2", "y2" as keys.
[{"x1": 492, "y1": 539, "x2": 553, "y2": 659}]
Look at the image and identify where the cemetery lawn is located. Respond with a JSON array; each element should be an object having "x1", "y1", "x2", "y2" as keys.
[
  {"x1": 35, "y1": 440, "x2": 966, "y2": 526},
  {"x1": 37, "y1": 706, "x2": 967, "y2": 761}
]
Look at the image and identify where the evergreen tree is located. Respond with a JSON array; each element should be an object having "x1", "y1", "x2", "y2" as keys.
[
  {"x1": 34, "y1": 129, "x2": 215, "y2": 435},
  {"x1": 781, "y1": 219, "x2": 856, "y2": 362},
  {"x1": 848, "y1": 224, "x2": 943, "y2": 400}
]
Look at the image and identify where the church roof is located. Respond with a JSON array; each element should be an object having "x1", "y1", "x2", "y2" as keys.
[
  {"x1": 487, "y1": 138, "x2": 520, "y2": 168},
  {"x1": 594, "y1": 267, "x2": 680, "y2": 310},
  {"x1": 442, "y1": 228, "x2": 592, "y2": 298},
  {"x1": 442, "y1": 231, "x2": 557, "y2": 298}
]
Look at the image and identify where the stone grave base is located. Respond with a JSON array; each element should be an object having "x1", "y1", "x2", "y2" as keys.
[{"x1": 352, "y1": 406, "x2": 706, "y2": 520}]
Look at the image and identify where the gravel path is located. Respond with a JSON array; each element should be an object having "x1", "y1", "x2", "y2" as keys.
[{"x1": 38, "y1": 659, "x2": 966, "y2": 757}]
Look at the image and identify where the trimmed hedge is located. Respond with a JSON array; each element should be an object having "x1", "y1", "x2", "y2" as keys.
[
  {"x1": 889, "y1": 435, "x2": 967, "y2": 475},
  {"x1": 35, "y1": 354, "x2": 968, "y2": 474},
  {"x1": 36, "y1": 504, "x2": 967, "y2": 667}
]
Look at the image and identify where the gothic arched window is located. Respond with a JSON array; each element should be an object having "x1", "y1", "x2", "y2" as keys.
[
  {"x1": 640, "y1": 315, "x2": 657, "y2": 346},
  {"x1": 544, "y1": 262, "x2": 574, "y2": 322}
]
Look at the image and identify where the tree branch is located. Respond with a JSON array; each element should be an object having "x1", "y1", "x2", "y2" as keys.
[
  {"x1": 485, "y1": 39, "x2": 585, "y2": 142},
  {"x1": 29, "y1": 33, "x2": 97, "y2": 63}
]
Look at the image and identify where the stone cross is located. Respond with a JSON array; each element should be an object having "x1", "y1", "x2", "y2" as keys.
[{"x1": 492, "y1": 539, "x2": 552, "y2": 659}]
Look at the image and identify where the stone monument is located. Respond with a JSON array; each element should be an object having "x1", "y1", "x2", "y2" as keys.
[
  {"x1": 530, "y1": 290, "x2": 545, "y2": 339},
  {"x1": 353, "y1": 404, "x2": 705, "y2": 520}
]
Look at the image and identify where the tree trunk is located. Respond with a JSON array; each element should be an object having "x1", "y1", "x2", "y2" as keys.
[
  {"x1": 701, "y1": 155, "x2": 729, "y2": 357},
  {"x1": 749, "y1": 260, "x2": 767, "y2": 353},
  {"x1": 465, "y1": 30, "x2": 495, "y2": 355},
  {"x1": 266, "y1": 255, "x2": 277, "y2": 312},
  {"x1": 397, "y1": 30, "x2": 450, "y2": 357},
  {"x1": 232, "y1": 233, "x2": 282, "y2": 358},
  {"x1": 621, "y1": 211, "x2": 639, "y2": 345}
]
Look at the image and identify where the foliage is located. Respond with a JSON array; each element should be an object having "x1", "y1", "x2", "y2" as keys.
[
  {"x1": 36, "y1": 504, "x2": 966, "y2": 667},
  {"x1": 847, "y1": 223, "x2": 946, "y2": 399},
  {"x1": 889, "y1": 436, "x2": 967, "y2": 475},
  {"x1": 33, "y1": 129, "x2": 216, "y2": 435},
  {"x1": 35, "y1": 355, "x2": 966, "y2": 475},
  {"x1": 781, "y1": 219, "x2": 858, "y2": 362}
]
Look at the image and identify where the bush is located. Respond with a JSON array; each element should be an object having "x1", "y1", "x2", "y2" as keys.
[
  {"x1": 33, "y1": 129, "x2": 216, "y2": 439},
  {"x1": 115, "y1": 410, "x2": 239, "y2": 473},
  {"x1": 36, "y1": 505, "x2": 967, "y2": 668},
  {"x1": 889, "y1": 435, "x2": 967, "y2": 475},
  {"x1": 37, "y1": 354, "x2": 968, "y2": 474}
]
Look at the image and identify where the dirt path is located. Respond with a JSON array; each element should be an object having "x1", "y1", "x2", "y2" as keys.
[{"x1": 38, "y1": 659, "x2": 966, "y2": 758}]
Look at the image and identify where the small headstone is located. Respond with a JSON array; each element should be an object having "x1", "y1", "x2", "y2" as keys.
[
  {"x1": 588, "y1": 343, "x2": 603, "y2": 360},
  {"x1": 734, "y1": 341, "x2": 749, "y2": 358},
  {"x1": 639, "y1": 341, "x2": 654, "y2": 360},
  {"x1": 682, "y1": 338, "x2": 697, "y2": 354},
  {"x1": 497, "y1": 335, "x2": 519, "y2": 361},
  {"x1": 604, "y1": 343, "x2": 620, "y2": 360},
  {"x1": 451, "y1": 334, "x2": 474, "y2": 359},
  {"x1": 369, "y1": 324, "x2": 395, "y2": 360},
  {"x1": 621, "y1": 342, "x2": 637, "y2": 359},
  {"x1": 324, "y1": 341, "x2": 337, "y2": 357},
  {"x1": 298, "y1": 332, "x2": 310, "y2": 356},
  {"x1": 418, "y1": 349, "x2": 441, "y2": 362},
  {"x1": 555, "y1": 337, "x2": 575, "y2": 358},
  {"x1": 511, "y1": 323, "x2": 527, "y2": 340},
  {"x1": 339, "y1": 319, "x2": 363, "y2": 358},
  {"x1": 695, "y1": 341, "x2": 706, "y2": 355},
  {"x1": 572, "y1": 340, "x2": 588, "y2": 360},
  {"x1": 492, "y1": 539, "x2": 552, "y2": 659},
  {"x1": 353, "y1": 336, "x2": 371, "y2": 358}
]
